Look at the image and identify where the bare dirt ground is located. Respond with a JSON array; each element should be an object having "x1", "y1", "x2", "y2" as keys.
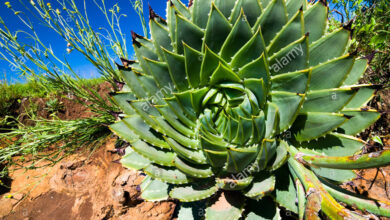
[{"x1": 0, "y1": 138, "x2": 175, "y2": 220}]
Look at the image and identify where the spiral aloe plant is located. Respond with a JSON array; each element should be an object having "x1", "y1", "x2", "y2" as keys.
[{"x1": 110, "y1": 0, "x2": 390, "y2": 219}]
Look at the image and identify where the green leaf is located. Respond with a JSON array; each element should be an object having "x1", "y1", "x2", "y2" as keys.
[
  {"x1": 200, "y1": 46, "x2": 228, "y2": 85},
  {"x1": 122, "y1": 116, "x2": 170, "y2": 149},
  {"x1": 342, "y1": 58, "x2": 368, "y2": 86},
  {"x1": 162, "y1": 48, "x2": 189, "y2": 91},
  {"x1": 303, "y1": 2, "x2": 327, "y2": 44},
  {"x1": 192, "y1": 0, "x2": 213, "y2": 29},
  {"x1": 221, "y1": 11, "x2": 253, "y2": 62},
  {"x1": 244, "y1": 78, "x2": 267, "y2": 108},
  {"x1": 300, "y1": 88, "x2": 356, "y2": 113},
  {"x1": 309, "y1": 28, "x2": 350, "y2": 66},
  {"x1": 286, "y1": 0, "x2": 304, "y2": 19},
  {"x1": 269, "y1": 35, "x2": 309, "y2": 75},
  {"x1": 296, "y1": 133, "x2": 365, "y2": 157},
  {"x1": 268, "y1": 140, "x2": 289, "y2": 171},
  {"x1": 177, "y1": 202, "x2": 206, "y2": 220},
  {"x1": 176, "y1": 13, "x2": 204, "y2": 53},
  {"x1": 226, "y1": 146, "x2": 259, "y2": 173},
  {"x1": 241, "y1": 0, "x2": 263, "y2": 26},
  {"x1": 238, "y1": 54, "x2": 270, "y2": 84},
  {"x1": 268, "y1": 9, "x2": 304, "y2": 56},
  {"x1": 210, "y1": 63, "x2": 241, "y2": 85},
  {"x1": 244, "y1": 172, "x2": 275, "y2": 200},
  {"x1": 140, "y1": 176, "x2": 169, "y2": 201},
  {"x1": 343, "y1": 87, "x2": 375, "y2": 108},
  {"x1": 112, "y1": 92, "x2": 136, "y2": 115},
  {"x1": 292, "y1": 113, "x2": 349, "y2": 142},
  {"x1": 338, "y1": 109, "x2": 380, "y2": 135},
  {"x1": 183, "y1": 43, "x2": 203, "y2": 88},
  {"x1": 246, "y1": 196, "x2": 280, "y2": 220},
  {"x1": 265, "y1": 103, "x2": 279, "y2": 139},
  {"x1": 271, "y1": 69, "x2": 310, "y2": 94},
  {"x1": 312, "y1": 167, "x2": 356, "y2": 183},
  {"x1": 274, "y1": 165, "x2": 298, "y2": 213},
  {"x1": 170, "y1": 181, "x2": 218, "y2": 202},
  {"x1": 174, "y1": 156, "x2": 214, "y2": 178},
  {"x1": 309, "y1": 54, "x2": 355, "y2": 90},
  {"x1": 109, "y1": 121, "x2": 138, "y2": 143},
  {"x1": 214, "y1": 0, "x2": 236, "y2": 18},
  {"x1": 231, "y1": 28, "x2": 266, "y2": 70},
  {"x1": 120, "y1": 67, "x2": 148, "y2": 98},
  {"x1": 132, "y1": 140, "x2": 176, "y2": 167},
  {"x1": 322, "y1": 179, "x2": 390, "y2": 217},
  {"x1": 204, "y1": 3, "x2": 232, "y2": 53},
  {"x1": 166, "y1": 137, "x2": 208, "y2": 164},
  {"x1": 121, "y1": 148, "x2": 151, "y2": 170},
  {"x1": 216, "y1": 176, "x2": 254, "y2": 190},
  {"x1": 205, "y1": 192, "x2": 245, "y2": 220},
  {"x1": 144, "y1": 164, "x2": 191, "y2": 184},
  {"x1": 270, "y1": 92, "x2": 304, "y2": 131},
  {"x1": 150, "y1": 17, "x2": 172, "y2": 59},
  {"x1": 253, "y1": 0, "x2": 288, "y2": 45}
]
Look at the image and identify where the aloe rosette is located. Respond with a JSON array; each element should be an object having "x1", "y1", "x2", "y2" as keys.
[{"x1": 110, "y1": 0, "x2": 390, "y2": 219}]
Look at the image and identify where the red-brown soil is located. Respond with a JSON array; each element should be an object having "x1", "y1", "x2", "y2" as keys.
[{"x1": 0, "y1": 138, "x2": 175, "y2": 220}]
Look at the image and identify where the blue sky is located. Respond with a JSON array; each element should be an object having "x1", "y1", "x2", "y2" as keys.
[{"x1": 0, "y1": 0, "x2": 179, "y2": 83}]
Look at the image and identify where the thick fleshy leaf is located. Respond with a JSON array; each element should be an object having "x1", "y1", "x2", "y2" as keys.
[
  {"x1": 292, "y1": 113, "x2": 349, "y2": 142},
  {"x1": 122, "y1": 116, "x2": 170, "y2": 149},
  {"x1": 174, "y1": 156, "x2": 214, "y2": 178},
  {"x1": 192, "y1": 0, "x2": 213, "y2": 28},
  {"x1": 253, "y1": 0, "x2": 288, "y2": 45},
  {"x1": 303, "y1": 2, "x2": 327, "y2": 44},
  {"x1": 109, "y1": 121, "x2": 138, "y2": 143},
  {"x1": 177, "y1": 201, "x2": 206, "y2": 220},
  {"x1": 121, "y1": 148, "x2": 151, "y2": 170},
  {"x1": 300, "y1": 88, "x2": 356, "y2": 113},
  {"x1": 216, "y1": 176, "x2": 254, "y2": 191},
  {"x1": 131, "y1": 140, "x2": 175, "y2": 166},
  {"x1": 309, "y1": 54, "x2": 355, "y2": 90},
  {"x1": 298, "y1": 149, "x2": 390, "y2": 170},
  {"x1": 204, "y1": 4, "x2": 232, "y2": 52},
  {"x1": 296, "y1": 133, "x2": 365, "y2": 157},
  {"x1": 162, "y1": 49, "x2": 189, "y2": 91},
  {"x1": 144, "y1": 164, "x2": 190, "y2": 184},
  {"x1": 230, "y1": 28, "x2": 266, "y2": 70},
  {"x1": 342, "y1": 58, "x2": 368, "y2": 86},
  {"x1": 238, "y1": 54, "x2": 270, "y2": 84},
  {"x1": 338, "y1": 109, "x2": 381, "y2": 135},
  {"x1": 245, "y1": 196, "x2": 280, "y2": 220},
  {"x1": 270, "y1": 92, "x2": 304, "y2": 131},
  {"x1": 210, "y1": 63, "x2": 241, "y2": 85},
  {"x1": 268, "y1": 9, "x2": 304, "y2": 56},
  {"x1": 343, "y1": 87, "x2": 376, "y2": 108},
  {"x1": 271, "y1": 69, "x2": 310, "y2": 94},
  {"x1": 183, "y1": 43, "x2": 203, "y2": 88},
  {"x1": 140, "y1": 176, "x2": 169, "y2": 201},
  {"x1": 176, "y1": 13, "x2": 204, "y2": 53},
  {"x1": 200, "y1": 46, "x2": 228, "y2": 85},
  {"x1": 226, "y1": 146, "x2": 259, "y2": 173},
  {"x1": 221, "y1": 11, "x2": 253, "y2": 62},
  {"x1": 170, "y1": 181, "x2": 218, "y2": 202},
  {"x1": 205, "y1": 192, "x2": 245, "y2": 220},
  {"x1": 269, "y1": 35, "x2": 309, "y2": 75},
  {"x1": 274, "y1": 165, "x2": 298, "y2": 213},
  {"x1": 243, "y1": 172, "x2": 275, "y2": 200},
  {"x1": 322, "y1": 180, "x2": 390, "y2": 217},
  {"x1": 309, "y1": 28, "x2": 350, "y2": 66},
  {"x1": 241, "y1": 0, "x2": 263, "y2": 26},
  {"x1": 268, "y1": 140, "x2": 289, "y2": 171}
]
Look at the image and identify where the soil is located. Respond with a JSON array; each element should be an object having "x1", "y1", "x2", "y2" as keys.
[
  {"x1": 0, "y1": 81, "x2": 389, "y2": 219},
  {"x1": 0, "y1": 138, "x2": 175, "y2": 220}
]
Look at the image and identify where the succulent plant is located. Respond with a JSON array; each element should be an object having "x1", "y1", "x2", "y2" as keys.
[{"x1": 110, "y1": 0, "x2": 390, "y2": 219}]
